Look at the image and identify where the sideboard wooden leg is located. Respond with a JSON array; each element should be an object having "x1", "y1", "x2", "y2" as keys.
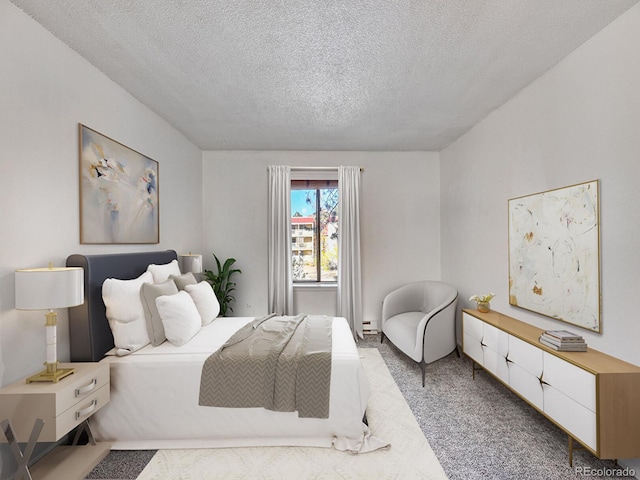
[{"x1": 568, "y1": 435, "x2": 574, "y2": 467}]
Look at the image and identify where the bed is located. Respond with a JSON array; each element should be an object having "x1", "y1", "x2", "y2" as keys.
[{"x1": 66, "y1": 250, "x2": 384, "y2": 452}]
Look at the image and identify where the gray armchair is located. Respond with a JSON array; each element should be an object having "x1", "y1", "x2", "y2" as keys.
[{"x1": 380, "y1": 281, "x2": 458, "y2": 386}]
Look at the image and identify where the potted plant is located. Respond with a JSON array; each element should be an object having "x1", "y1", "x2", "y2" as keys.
[
  {"x1": 469, "y1": 293, "x2": 495, "y2": 313},
  {"x1": 204, "y1": 253, "x2": 242, "y2": 316}
]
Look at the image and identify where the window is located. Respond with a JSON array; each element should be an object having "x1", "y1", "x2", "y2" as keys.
[{"x1": 291, "y1": 180, "x2": 338, "y2": 282}]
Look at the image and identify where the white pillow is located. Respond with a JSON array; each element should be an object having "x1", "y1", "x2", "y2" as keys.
[
  {"x1": 155, "y1": 291, "x2": 202, "y2": 346},
  {"x1": 102, "y1": 271, "x2": 153, "y2": 355},
  {"x1": 184, "y1": 281, "x2": 220, "y2": 325},
  {"x1": 147, "y1": 259, "x2": 181, "y2": 284},
  {"x1": 170, "y1": 272, "x2": 198, "y2": 291}
]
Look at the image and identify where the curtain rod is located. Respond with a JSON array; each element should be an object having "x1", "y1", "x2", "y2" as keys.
[{"x1": 288, "y1": 166, "x2": 364, "y2": 172}]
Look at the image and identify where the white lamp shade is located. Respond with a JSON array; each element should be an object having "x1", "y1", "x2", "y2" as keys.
[
  {"x1": 179, "y1": 254, "x2": 203, "y2": 274},
  {"x1": 15, "y1": 267, "x2": 84, "y2": 310}
]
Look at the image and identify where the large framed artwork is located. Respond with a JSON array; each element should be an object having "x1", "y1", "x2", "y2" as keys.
[
  {"x1": 79, "y1": 124, "x2": 159, "y2": 244},
  {"x1": 508, "y1": 180, "x2": 600, "y2": 332}
]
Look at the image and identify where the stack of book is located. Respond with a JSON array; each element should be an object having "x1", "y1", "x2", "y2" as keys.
[{"x1": 539, "y1": 330, "x2": 587, "y2": 351}]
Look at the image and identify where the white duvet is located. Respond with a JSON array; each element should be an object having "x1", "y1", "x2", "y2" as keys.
[{"x1": 92, "y1": 316, "x2": 386, "y2": 453}]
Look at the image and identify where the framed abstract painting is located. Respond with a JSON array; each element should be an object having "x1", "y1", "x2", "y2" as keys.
[
  {"x1": 79, "y1": 124, "x2": 159, "y2": 244},
  {"x1": 508, "y1": 180, "x2": 600, "y2": 332}
]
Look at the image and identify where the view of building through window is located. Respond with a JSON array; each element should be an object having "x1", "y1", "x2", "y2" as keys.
[{"x1": 291, "y1": 185, "x2": 338, "y2": 282}]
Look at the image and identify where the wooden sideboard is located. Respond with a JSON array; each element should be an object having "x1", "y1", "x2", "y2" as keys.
[{"x1": 461, "y1": 308, "x2": 640, "y2": 463}]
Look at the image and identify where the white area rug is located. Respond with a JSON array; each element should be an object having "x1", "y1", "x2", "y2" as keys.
[{"x1": 136, "y1": 348, "x2": 448, "y2": 479}]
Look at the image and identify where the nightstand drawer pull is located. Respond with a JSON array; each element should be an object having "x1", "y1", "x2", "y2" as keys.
[
  {"x1": 76, "y1": 400, "x2": 98, "y2": 420},
  {"x1": 75, "y1": 378, "x2": 97, "y2": 397}
]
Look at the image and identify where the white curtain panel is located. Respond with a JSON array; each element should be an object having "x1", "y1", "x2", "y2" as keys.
[
  {"x1": 338, "y1": 166, "x2": 363, "y2": 339},
  {"x1": 267, "y1": 165, "x2": 293, "y2": 315}
]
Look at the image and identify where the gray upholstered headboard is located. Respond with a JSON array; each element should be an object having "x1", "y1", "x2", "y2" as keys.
[{"x1": 66, "y1": 250, "x2": 177, "y2": 362}]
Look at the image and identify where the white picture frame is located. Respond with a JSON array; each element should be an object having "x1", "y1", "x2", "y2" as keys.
[{"x1": 79, "y1": 124, "x2": 159, "y2": 244}]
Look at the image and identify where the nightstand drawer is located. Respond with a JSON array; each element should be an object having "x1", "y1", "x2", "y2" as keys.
[
  {"x1": 55, "y1": 362, "x2": 109, "y2": 415},
  {"x1": 56, "y1": 383, "x2": 110, "y2": 440}
]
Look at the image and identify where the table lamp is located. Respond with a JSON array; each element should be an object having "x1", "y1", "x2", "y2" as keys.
[
  {"x1": 178, "y1": 253, "x2": 203, "y2": 275},
  {"x1": 15, "y1": 264, "x2": 84, "y2": 383}
]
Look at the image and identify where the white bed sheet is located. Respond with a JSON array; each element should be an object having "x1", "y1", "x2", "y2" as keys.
[{"x1": 92, "y1": 317, "x2": 383, "y2": 452}]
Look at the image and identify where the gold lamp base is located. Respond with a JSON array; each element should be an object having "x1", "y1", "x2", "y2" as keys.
[{"x1": 26, "y1": 363, "x2": 75, "y2": 384}]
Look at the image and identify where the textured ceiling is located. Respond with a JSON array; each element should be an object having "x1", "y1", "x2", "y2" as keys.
[{"x1": 10, "y1": 0, "x2": 639, "y2": 151}]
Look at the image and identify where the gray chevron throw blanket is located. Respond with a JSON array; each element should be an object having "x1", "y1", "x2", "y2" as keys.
[{"x1": 199, "y1": 313, "x2": 333, "y2": 418}]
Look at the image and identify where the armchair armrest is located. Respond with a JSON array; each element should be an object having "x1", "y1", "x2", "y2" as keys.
[{"x1": 421, "y1": 295, "x2": 458, "y2": 364}]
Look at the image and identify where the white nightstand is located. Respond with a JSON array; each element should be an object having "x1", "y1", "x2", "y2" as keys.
[{"x1": 0, "y1": 362, "x2": 111, "y2": 480}]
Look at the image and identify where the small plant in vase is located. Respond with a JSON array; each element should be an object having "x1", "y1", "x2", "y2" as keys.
[{"x1": 469, "y1": 293, "x2": 495, "y2": 313}]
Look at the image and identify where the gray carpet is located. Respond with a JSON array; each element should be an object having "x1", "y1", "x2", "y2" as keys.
[{"x1": 85, "y1": 334, "x2": 627, "y2": 479}]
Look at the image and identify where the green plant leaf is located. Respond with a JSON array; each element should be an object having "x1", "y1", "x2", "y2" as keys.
[{"x1": 206, "y1": 253, "x2": 241, "y2": 317}]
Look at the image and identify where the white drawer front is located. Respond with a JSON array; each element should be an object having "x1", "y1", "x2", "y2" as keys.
[
  {"x1": 544, "y1": 384, "x2": 597, "y2": 451},
  {"x1": 56, "y1": 384, "x2": 110, "y2": 441},
  {"x1": 463, "y1": 313, "x2": 483, "y2": 342},
  {"x1": 508, "y1": 362, "x2": 543, "y2": 410},
  {"x1": 483, "y1": 347, "x2": 509, "y2": 384},
  {"x1": 483, "y1": 323, "x2": 509, "y2": 357},
  {"x1": 56, "y1": 363, "x2": 110, "y2": 415},
  {"x1": 463, "y1": 332, "x2": 484, "y2": 365},
  {"x1": 542, "y1": 352, "x2": 596, "y2": 412},
  {"x1": 508, "y1": 335, "x2": 543, "y2": 378}
]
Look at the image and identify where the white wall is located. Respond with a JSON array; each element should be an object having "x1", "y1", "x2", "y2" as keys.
[
  {"x1": 202, "y1": 151, "x2": 441, "y2": 327},
  {"x1": 0, "y1": 0, "x2": 203, "y2": 387},
  {"x1": 441, "y1": 5, "x2": 640, "y2": 470}
]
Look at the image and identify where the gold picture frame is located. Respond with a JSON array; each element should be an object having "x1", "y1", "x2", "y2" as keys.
[{"x1": 508, "y1": 180, "x2": 601, "y2": 332}]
